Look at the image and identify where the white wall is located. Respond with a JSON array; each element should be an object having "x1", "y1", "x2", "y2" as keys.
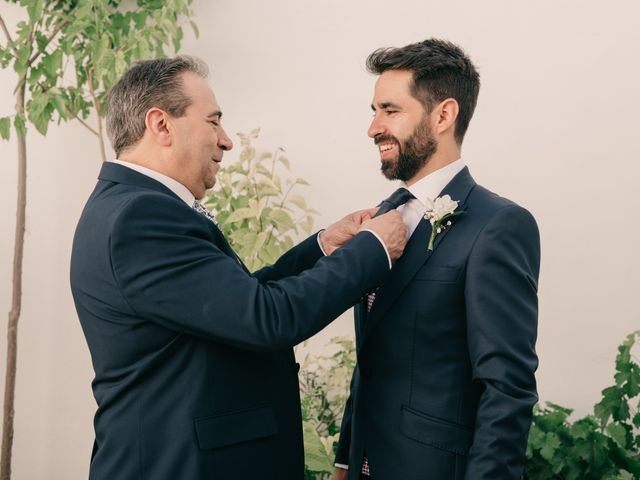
[{"x1": 1, "y1": 0, "x2": 639, "y2": 477}]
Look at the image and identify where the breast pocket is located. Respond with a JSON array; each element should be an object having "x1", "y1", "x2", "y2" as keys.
[{"x1": 413, "y1": 265, "x2": 461, "y2": 283}]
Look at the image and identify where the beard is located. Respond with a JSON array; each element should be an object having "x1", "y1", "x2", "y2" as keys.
[{"x1": 378, "y1": 116, "x2": 437, "y2": 182}]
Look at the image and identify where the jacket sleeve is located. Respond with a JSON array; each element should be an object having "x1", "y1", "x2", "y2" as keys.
[
  {"x1": 252, "y1": 232, "x2": 324, "y2": 283},
  {"x1": 463, "y1": 204, "x2": 541, "y2": 479},
  {"x1": 110, "y1": 193, "x2": 389, "y2": 351}
]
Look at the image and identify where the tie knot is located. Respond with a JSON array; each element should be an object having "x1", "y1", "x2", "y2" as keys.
[
  {"x1": 193, "y1": 202, "x2": 218, "y2": 225},
  {"x1": 376, "y1": 187, "x2": 415, "y2": 216}
]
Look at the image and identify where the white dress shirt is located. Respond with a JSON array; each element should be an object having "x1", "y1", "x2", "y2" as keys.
[{"x1": 399, "y1": 158, "x2": 466, "y2": 239}]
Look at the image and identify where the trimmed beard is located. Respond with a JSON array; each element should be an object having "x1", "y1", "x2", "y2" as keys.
[{"x1": 380, "y1": 116, "x2": 437, "y2": 182}]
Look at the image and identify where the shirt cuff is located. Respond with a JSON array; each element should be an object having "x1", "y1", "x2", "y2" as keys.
[
  {"x1": 316, "y1": 230, "x2": 328, "y2": 256},
  {"x1": 334, "y1": 463, "x2": 349, "y2": 470},
  {"x1": 360, "y1": 228, "x2": 392, "y2": 269}
]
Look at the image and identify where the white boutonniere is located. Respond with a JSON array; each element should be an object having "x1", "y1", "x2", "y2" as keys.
[{"x1": 423, "y1": 195, "x2": 464, "y2": 251}]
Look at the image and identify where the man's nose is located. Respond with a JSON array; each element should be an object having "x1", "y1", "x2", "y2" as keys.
[
  {"x1": 219, "y1": 127, "x2": 233, "y2": 151},
  {"x1": 368, "y1": 116, "x2": 385, "y2": 138}
]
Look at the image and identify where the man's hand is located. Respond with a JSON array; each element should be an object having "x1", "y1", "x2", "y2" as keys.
[
  {"x1": 360, "y1": 210, "x2": 408, "y2": 262},
  {"x1": 331, "y1": 467, "x2": 348, "y2": 480},
  {"x1": 320, "y1": 208, "x2": 379, "y2": 255}
]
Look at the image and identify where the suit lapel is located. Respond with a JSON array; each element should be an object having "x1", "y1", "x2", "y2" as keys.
[{"x1": 358, "y1": 167, "x2": 477, "y2": 348}]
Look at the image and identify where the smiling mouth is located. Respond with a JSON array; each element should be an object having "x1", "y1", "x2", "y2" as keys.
[{"x1": 378, "y1": 143, "x2": 398, "y2": 155}]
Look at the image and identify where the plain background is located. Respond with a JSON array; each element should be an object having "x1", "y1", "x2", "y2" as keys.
[{"x1": 1, "y1": 0, "x2": 639, "y2": 478}]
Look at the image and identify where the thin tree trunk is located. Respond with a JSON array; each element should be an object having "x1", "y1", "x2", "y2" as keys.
[
  {"x1": 87, "y1": 68, "x2": 106, "y2": 162},
  {"x1": 1, "y1": 81, "x2": 27, "y2": 480}
]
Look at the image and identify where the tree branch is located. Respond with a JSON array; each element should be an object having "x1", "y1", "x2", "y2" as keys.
[
  {"x1": 87, "y1": 67, "x2": 106, "y2": 162},
  {"x1": 73, "y1": 114, "x2": 98, "y2": 136},
  {"x1": 0, "y1": 14, "x2": 15, "y2": 53},
  {"x1": 28, "y1": 17, "x2": 71, "y2": 67}
]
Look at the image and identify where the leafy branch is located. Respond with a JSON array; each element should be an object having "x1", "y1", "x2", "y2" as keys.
[{"x1": 204, "y1": 128, "x2": 318, "y2": 271}]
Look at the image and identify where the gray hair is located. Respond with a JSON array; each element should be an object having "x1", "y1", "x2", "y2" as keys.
[{"x1": 106, "y1": 55, "x2": 209, "y2": 157}]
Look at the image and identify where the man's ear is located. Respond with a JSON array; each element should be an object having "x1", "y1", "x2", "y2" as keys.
[
  {"x1": 145, "y1": 107, "x2": 172, "y2": 147},
  {"x1": 433, "y1": 98, "x2": 459, "y2": 137}
]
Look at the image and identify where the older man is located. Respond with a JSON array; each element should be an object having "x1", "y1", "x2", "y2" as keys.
[{"x1": 70, "y1": 56, "x2": 406, "y2": 480}]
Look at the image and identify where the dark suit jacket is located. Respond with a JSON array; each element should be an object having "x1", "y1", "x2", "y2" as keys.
[
  {"x1": 70, "y1": 162, "x2": 389, "y2": 480},
  {"x1": 336, "y1": 167, "x2": 540, "y2": 480}
]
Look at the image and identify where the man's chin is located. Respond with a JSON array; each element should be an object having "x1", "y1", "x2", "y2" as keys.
[{"x1": 380, "y1": 160, "x2": 398, "y2": 180}]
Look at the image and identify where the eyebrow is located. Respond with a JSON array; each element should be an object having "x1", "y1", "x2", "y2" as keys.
[
  {"x1": 371, "y1": 101, "x2": 400, "y2": 111},
  {"x1": 207, "y1": 111, "x2": 223, "y2": 119}
]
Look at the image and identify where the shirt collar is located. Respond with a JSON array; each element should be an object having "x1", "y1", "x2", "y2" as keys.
[
  {"x1": 110, "y1": 159, "x2": 195, "y2": 206},
  {"x1": 404, "y1": 158, "x2": 466, "y2": 207}
]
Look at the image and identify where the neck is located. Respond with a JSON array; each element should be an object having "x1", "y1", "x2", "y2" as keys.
[
  {"x1": 405, "y1": 144, "x2": 460, "y2": 187},
  {"x1": 120, "y1": 147, "x2": 170, "y2": 177}
]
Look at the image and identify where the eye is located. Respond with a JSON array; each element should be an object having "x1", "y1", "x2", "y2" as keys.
[{"x1": 209, "y1": 120, "x2": 220, "y2": 127}]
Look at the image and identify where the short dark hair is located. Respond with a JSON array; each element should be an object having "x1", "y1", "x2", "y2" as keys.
[
  {"x1": 106, "y1": 55, "x2": 209, "y2": 157},
  {"x1": 366, "y1": 39, "x2": 480, "y2": 144}
]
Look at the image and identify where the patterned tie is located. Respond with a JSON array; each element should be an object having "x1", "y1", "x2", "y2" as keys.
[
  {"x1": 192, "y1": 201, "x2": 218, "y2": 226},
  {"x1": 192, "y1": 201, "x2": 244, "y2": 267},
  {"x1": 367, "y1": 187, "x2": 415, "y2": 312}
]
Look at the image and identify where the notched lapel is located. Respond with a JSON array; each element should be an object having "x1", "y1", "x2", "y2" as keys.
[{"x1": 359, "y1": 167, "x2": 477, "y2": 347}]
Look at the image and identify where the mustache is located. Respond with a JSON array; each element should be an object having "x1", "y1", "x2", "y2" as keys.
[{"x1": 374, "y1": 135, "x2": 399, "y2": 146}]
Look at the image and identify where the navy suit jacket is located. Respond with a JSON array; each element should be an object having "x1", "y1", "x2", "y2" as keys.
[
  {"x1": 336, "y1": 167, "x2": 540, "y2": 480},
  {"x1": 70, "y1": 162, "x2": 389, "y2": 480}
]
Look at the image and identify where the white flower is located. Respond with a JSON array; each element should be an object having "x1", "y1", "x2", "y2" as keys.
[
  {"x1": 422, "y1": 195, "x2": 463, "y2": 251},
  {"x1": 423, "y1": 195, "x2": 459, "y2": 224}
]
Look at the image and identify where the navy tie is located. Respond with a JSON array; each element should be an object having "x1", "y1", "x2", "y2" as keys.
[
  {"x1": 373, "y1": 187, "x2": 415, "y2": 217},
  {"x1": 367, "y1": 187, "x2": 414, "y2": 312}
]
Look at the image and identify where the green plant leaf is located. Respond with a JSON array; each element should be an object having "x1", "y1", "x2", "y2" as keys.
[
  {"x1": 618, "y1": 471, "x2": 635, "y2": 480},
  {"x1": 27, "y1": 0, "x2": 44, "y2": 22},
  {"x1": 289, "y1": 194, "x2": 308, "y2": 211},
  {"x1": 300, "y1": 216, "x2": 314, "y2": 235},
  {"x1": 0, "y1": 116, "x2": 10, "y2": 140},
  {"x1": 225, "y1": 207, "x2": 255, "y2": 224},
  {"x1": 303, "y1": 420, "x2": 334, "y2": 474},
  {"x1": 596, "y1": 386, "x2": 630, "y2": 423},
  {"x1": 278, "y1": 155, "x2": 290, "y2": 170},
  {"x1": 539, "y1": 432, "x2": 561, "y2": 461},
  {"x1": 269, "y1": 209, "x2": 295, "y2": 232},
  {"x1": 189, "y1": 20, "x2": 199, "y2": 39},
  {"x1": 633, "y1": 412, "x2": 640, "y2": 428},
  {"x1": 570, "y1": 416, "x2": 597, "y2": 440},
  {"x1": 295, "y1": 177, "x2": 311, "y2": 186},
  {"x1": 42, "y1": 50, "x2": 62, "y2": 79},
  {"x1": 607, "y1": 423, "x2": 628, "y2": 449}
]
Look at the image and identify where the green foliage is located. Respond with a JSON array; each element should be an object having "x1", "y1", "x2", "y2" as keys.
[
  {"x1": 204, "y1": 129, "x2": 318, "y2": 271},
  {"x1": 0, "y1": 0, "x2": 196, "y2": 139},
  {"x1": 300, "y1": 332, "x2": 640, "y2": 480},
  {"x1": 525, "y1": 330, "x2": 640, "y2": 479},
  {"x1": 299, "y1": 337, "x2": 356, "y2": 480}
]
